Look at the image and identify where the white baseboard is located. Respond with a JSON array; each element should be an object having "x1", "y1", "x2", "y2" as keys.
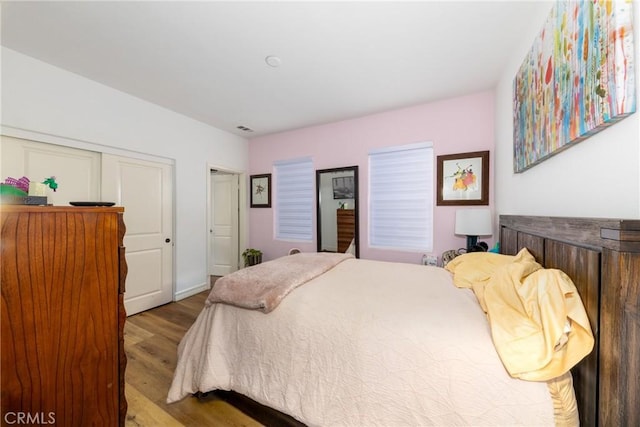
[{"x1": 174, "y1": 282, "x2": 210, "y2": 301}]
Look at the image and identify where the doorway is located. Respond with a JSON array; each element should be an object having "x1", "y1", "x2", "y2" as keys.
[{"x1": 208, "y1": 168, "x2": 241, "y2": 277}]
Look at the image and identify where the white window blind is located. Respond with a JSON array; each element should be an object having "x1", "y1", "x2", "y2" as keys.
[
  {"x1": 274, "y1": 157, "x2": 314, "y2": 241},
  {"x1": 369, "y1": 142, "x2": 433, "y2": 251}
]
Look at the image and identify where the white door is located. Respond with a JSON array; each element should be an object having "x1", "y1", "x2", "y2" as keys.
[
  {"x1": 0, "y1": 136, "x2": 101, "y2": 204},
  {"x1": 210, "y1": 172, "x2": 239, "y2": 276},
  {"x1": 101, "y1": 154, "x2": 173, "y2": 315}
]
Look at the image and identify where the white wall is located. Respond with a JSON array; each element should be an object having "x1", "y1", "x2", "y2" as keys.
[
  {"x1": 1, "y1": 47, "x2": 249, "y2": 297},
  {"x1": 495, "y1": 2, "x2": 640, "y2": 219}
]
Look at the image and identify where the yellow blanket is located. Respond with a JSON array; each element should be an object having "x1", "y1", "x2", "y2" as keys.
[{"x1": 483, "y1": 249, "x2": 594, "y2": 381}]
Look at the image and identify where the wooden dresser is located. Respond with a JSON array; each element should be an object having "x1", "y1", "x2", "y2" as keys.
[
  {"x1": 336, "y1": 209, "x2": 355, "y2": 253},
  {"x1": 1, "y1": 206, "x2": 127, "y2": 426}
]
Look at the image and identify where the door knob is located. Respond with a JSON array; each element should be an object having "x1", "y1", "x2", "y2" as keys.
[{"x1": 165, "y1": 238, "x2": 171, "y2": 243}]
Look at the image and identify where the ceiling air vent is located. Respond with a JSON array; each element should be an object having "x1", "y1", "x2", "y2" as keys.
[{"x1": 237, "y1": 125, "x2": 254, "y2": 132}]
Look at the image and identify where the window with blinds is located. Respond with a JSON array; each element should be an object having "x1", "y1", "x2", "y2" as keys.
[
  {"x1": 368, "y1": 142, "x2": 433, "y2": 251},
  {"x1": 274, "y1": 157, "x2": 314, "y2": 241}
]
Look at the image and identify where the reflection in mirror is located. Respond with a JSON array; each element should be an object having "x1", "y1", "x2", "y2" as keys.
[{"x1": 316, "y1": 166, "x2": 359, "y2": 258}]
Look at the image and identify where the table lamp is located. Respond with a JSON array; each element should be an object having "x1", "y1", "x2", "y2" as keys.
[{"x1": 455, "y1": 208, "x2": 492, "y2": 252}]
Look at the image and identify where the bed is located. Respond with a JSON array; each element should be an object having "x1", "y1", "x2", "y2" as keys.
[{"x1": 168, "y1": 215, "x2": 640, "y2": 426}]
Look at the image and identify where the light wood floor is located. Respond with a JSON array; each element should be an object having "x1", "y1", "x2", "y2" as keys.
[{"x1": 124, "y1": 289, "x2": 264, "y2": 427}]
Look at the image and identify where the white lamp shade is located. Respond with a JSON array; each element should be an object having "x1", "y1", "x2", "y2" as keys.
[{"x1": 455, "y1": 209, "x2": 493, "y2": 237}]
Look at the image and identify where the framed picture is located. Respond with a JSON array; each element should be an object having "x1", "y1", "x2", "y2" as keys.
[
  {"x1": 436, "y1": 150, "x2": 489, "y2": 206},
  {"x1": 332, "y1": 176, "x2": 354, "y2": 199},
  {"x1": 250, "y1": 174, "x2": 271, "y2": 208}
]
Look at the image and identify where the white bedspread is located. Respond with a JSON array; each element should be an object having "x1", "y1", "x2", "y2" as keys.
[{"x1": 168, "y1": 258, "x2": 555, "y2": 426}]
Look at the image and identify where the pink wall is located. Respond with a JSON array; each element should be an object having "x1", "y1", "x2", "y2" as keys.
[{"x1": 248, "y1": 90, "x2": 496, "y2": 264}]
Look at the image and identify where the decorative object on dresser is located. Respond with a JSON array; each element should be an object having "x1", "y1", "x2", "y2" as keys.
[
  {"x1": 336, "y1": 208, "x2": 355, "y2": 253},
  {"x1": 1, "y1": 205, "x2": 128, "y2": 427},
  {"x1": 0, "y1": 175, "x2": 58, "y2": 205}
]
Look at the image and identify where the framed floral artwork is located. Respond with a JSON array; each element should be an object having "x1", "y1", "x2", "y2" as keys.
[
  {"x1": 436, "y1": 151, "x2": 489, "y2": 206},
  {"x1": 250, "y1": 174, "x2": 271, "y2": 208}
]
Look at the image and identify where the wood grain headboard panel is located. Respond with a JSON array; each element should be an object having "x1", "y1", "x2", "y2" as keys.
[{"x1": 499, "y1": 215, "x2": 640, "y2": 427}]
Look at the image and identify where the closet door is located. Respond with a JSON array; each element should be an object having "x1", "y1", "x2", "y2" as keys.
[
  {"x1": 1, "y1": 136, "x2": 174, "y2": 316},
  {"x1": 101, "y1": 154, "x2": 174, "y2": 315},
  {"x1": 0, "y1": 135, "x2": 100, "y2": 204}
]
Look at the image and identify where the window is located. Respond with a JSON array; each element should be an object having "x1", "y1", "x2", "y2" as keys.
[
  {"x1": 369, "y1": 142, "x2": 433, "y2": 251},
  {"x1": 274, "y1": 157, "x2": 314, "y2": 241}
]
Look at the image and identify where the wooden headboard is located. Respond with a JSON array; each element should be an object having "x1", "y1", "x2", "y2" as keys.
[{"x1": 499, "y1": 215, "x2": 640, "y2": 427}]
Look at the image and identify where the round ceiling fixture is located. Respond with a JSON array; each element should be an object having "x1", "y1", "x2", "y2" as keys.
[{"x1": 265, "y1": 55, "x2": 282, "y2": 68}]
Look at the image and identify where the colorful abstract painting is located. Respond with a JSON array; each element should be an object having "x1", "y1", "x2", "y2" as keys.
[{"x1": 513, "y1": 0, "x2": 635, "y2": 173}]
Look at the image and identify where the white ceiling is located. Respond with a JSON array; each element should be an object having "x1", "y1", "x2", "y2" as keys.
[{"x1": 1, "y1": 1, "x2": 550, "y2": 137}]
